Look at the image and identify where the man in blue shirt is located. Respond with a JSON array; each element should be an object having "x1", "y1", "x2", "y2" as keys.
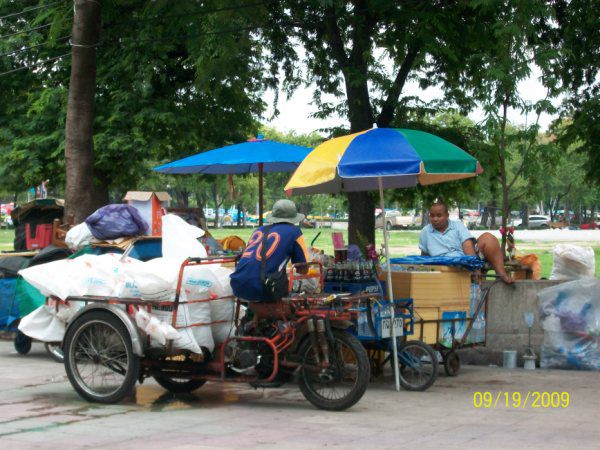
[
  {"x1": 420, "y1": 202, "x2": 514, "y2": 284},
  {"x1": 230, "y1": 199, "x2": 310, "y2": 301}
]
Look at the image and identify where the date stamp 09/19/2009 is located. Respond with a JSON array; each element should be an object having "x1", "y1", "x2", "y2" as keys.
[{"x1": 473, "y1": 391, "x2": 570, "y2": 409}]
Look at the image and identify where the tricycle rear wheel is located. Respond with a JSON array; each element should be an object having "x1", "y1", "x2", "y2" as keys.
[
  {"x1": 153, "y1": 376, "x2": 206, "y2": 393},
  {"x1": 443, "y1": 350, "x2": 460, "y2": 376},
  {"x1": 394, "y1": 340, "x2": 438, "y2": 391},
  {"x1": 298, "y1": 329, "x2": 369, "y2": 411},
  {"x1": 64, "y1": 311, "x2": 139, "y2": 404}
]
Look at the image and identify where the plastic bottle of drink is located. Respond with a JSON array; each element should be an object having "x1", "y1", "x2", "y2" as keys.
[
  {"x1": 344, "y1": 262, "x2": 353, "y2": 282},
  {"x1": 325, "y1": 262, "x2": 334, "y2": 282},
  {"x1": 334, "y1": 263, "x2": 342, "y2": 282},
  {"x1": 469, "y1": 283, "x2": 485, "y2": 343},
  {"x1": 357, "y1": 309, "x2": 368, "y2": 336},
  {"x1": 353, "y1": 262, "x2": 361, "y2": 283}
]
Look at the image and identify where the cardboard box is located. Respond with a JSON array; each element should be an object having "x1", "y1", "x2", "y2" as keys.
[
  {"x1": 123, "y1": 191, "x2": 171, "y2": 236},
  {"x1": 379, "y1": 264, "x2": 471, "y2": 307},
  {"x1": 380, "y1": 265, "x2": 472, "y2": 345}
]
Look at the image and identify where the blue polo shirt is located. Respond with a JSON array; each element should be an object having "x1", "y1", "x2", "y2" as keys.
[
  {"x1": 230, "y1": 223, "x2": 309, "y2": 301},
  {"x1": 419, "y1": 220, "x2": 472, "y2": 257}
]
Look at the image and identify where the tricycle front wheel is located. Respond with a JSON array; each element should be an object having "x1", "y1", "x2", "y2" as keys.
[
  {"x1": 45, "y1": 342, "x2": 64, "y2": 363},
  {"x1": 298, "y1": 330, "x2": 370, "y2": 411},
  {"x1": 64, "y1": 311, "x2": 139, "y2": 404},
  {"x1": 14, "y1": 331, "x2": 32, "y2": 355}
]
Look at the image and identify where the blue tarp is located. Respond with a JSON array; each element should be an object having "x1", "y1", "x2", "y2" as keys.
[
  {"x1": 0, "y1": 278, "x2": 19, "y2": 330},
  {"x1": 390, "y1": 255, "x2": 484, "y2": 271}
]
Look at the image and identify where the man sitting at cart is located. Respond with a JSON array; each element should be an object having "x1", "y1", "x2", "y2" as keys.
[
  {"x1": 230, "y1": 199, "x2": 309, "y2": 302},
  {"x1": 420, "y1": 201, "x2": 514, "y2": 284}
]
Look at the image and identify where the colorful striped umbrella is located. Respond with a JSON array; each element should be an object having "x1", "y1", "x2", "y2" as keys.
[
  {"x1": 285, "y1": 127, "x2": 483, "y2": 392},
  {"x1": 285, "y1": 128, "x2": 482, "y2": 195}
]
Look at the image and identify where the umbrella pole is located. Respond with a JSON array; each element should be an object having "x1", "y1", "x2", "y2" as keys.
[
  {"x1": 378, "y1": 177, "x2": 401, "y2": 392},
  {"x1": 258, "y1": 163, "x2": 264, "y2": 226}
]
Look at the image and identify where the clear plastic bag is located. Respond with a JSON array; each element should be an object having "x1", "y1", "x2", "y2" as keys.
[{"x1": 538, "y1": 279, "x2": 600, "y2": 370}]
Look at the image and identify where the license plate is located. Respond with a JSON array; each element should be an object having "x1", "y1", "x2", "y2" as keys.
[{"x1": 380, "y1": 317, "x2": 403, "y2": 338}]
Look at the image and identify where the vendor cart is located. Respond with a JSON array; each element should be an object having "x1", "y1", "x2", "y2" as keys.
[{"x1": 415, "y1": 280, "x2": 500, "y2": 377}]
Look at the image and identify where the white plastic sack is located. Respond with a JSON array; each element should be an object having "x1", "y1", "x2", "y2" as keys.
[
  {"x1": 161, "y1": 214, "x2": 207, "y2": 262},
  {"x1": 18, "y1": 302, "x2": 80, "y2": 342},
  {"x1": 150, "y1": 303, "x2": 213, "y2": 353},
  {"x1": 19, "y1": 259, "x2": 86, "y2": 300},
  {"x1": 78, "y1": 253, "x2": 139, "y2": 296},
  {"x1": 116, "y1": 257, "x2": 179, "y2": 301},
  {"x1": 134, "y1": 307, "x2": 178, "y2": 346},
  {"x1": 19, "y1": 253, "x2": 141, "y2": 300},
  {"x1": 65, "y1": 222, "x2": 94, "y2": 250},
  {"x1": 209, "y1": 266, "x2": 235, "y2": 343},
  {"x1": 118, "y1": 257, "x2": 228, "y2": 302},
  {"x1": 550, "y1": 244, "x2": 596, "y2": 280}
]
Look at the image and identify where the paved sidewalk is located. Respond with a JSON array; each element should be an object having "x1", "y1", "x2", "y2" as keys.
[{"x1": 1, "y1": 340, "x2": 599, "y2": 449}]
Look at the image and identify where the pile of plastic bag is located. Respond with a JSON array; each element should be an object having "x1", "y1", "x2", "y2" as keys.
[
  {"x1": 538, "y1": 279, "x2": 600, "y2": 370},
  {"x1": 65, "y1": 204, "x2": 150, "y2": 250},
  {"x1": 550, "y1": 244, "x2": 596, "y2": 280},
  {"x1": 18, "y1": 214, "x2": 236, "y2": 356}
]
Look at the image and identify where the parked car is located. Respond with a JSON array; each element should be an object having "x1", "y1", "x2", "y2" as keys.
[
  {"x1": 375, "y1": 210, "x2": 417, "y2": 230},
  {"x1": 512, "y1": 215, "x2": 551, "y2": 229}
]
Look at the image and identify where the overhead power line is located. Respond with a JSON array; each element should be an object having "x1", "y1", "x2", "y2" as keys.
[
  {"x1": 0, "y1": 35, "x2": 69, "y2": 58},
  {"x1": 0, "y1": 1, "x2": 64, "y2": 22},
  {"x1": 0, "y1": 52, "x2": 69, "y2": 77},
  {"x1": 0, "y1": 23, "x2": 52, "y2": 40}
]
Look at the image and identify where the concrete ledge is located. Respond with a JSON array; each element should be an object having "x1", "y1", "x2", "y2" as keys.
[{"x1": 461, "y1": 280, "x2": 566, "y2": 366}]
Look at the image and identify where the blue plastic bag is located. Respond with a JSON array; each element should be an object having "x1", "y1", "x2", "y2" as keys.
[
  {"x1": 389, "y1": 255, "x2": 484, "y2": 271},
  {"x1": 85, "y1": 204, "x2": 148, "y2": 240}
]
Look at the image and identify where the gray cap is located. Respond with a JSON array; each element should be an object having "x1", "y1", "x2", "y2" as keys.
[{"x1": 266, "y1": 199, "x2": 305, "y2": 224}]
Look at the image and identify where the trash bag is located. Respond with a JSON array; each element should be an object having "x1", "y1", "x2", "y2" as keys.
[
  {"x1": 550, "y1": 244, "x2": 595, "y2": 280},
  {"x1": 161, "y1": 214, "x2": 207, "y2": 261},
  {"x1": 85, "y1": 204, "x2": 148, "y2": 240},
  {"x1": 65, "y1": 222, "x2": 94, "y2": 250},
  {"x1": 538, "y1": 279, "x2": 600, "y2": 370}
]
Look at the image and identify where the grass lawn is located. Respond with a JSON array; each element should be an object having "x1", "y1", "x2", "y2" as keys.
[
  {"x1": 209, "y1": 227, "x2": 600, "y2": 279},
  {"x1": 1, "y1": 225, "x2": 596, "y2": 279},
  {"x1": 0, "y1": 229, "x2": 14, "y2": 252}
]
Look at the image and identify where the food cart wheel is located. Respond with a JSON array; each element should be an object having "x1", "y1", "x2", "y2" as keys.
[
  {"x1": 14, "y1": 331, "x2": 32, "y2": 355},
  {"x1": 64, "y1": 311, "x2": 140, "y2": 403},
  {"x1": 45, "y1": 342, "x2": 64, "y2": 363},
  {"x1": 153, "y1": 376, "x2": 205, "y2": 393},
  {"x1": 443, "y1": 350, "x2": 460, "y2": 376},
  {"x1": 393, "y1": 340, "x2": 438, "y2": 391},
  {"x1": 297, "y1": 330, "x2": 370, "y2": 411}
]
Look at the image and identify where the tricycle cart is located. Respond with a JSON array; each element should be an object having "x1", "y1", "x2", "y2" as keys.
[
  {"x1": 291, "y1": 265, "x2": 438, "y2": 391},
  {"x1": 59, "y1": 257, "x2": 371, "y2": 411}
]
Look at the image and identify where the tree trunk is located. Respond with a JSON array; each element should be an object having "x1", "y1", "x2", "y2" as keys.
[
  {"x1": 64, "y1": 0, "x2": 102, "y2": 224},
  {"x1": 194, "y1": 192, "x2": 207, "y2": 230},
  {"x1": 212, "y1": 184, "x2": 221, "y2": 228},
  {"x1": 236, "y1": 202, "x2": 243, "y2": 227},
  {"x1": 345, "y1": 82, "x2": 376, "y2": 246},
  {"x1": 91, "y1": 169, "x2": 110, "y2": 209}
]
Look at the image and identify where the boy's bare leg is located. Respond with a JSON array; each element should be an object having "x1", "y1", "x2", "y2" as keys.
[{"x1": 477, "y1": 233, "x2": 514, "y2": 284}]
